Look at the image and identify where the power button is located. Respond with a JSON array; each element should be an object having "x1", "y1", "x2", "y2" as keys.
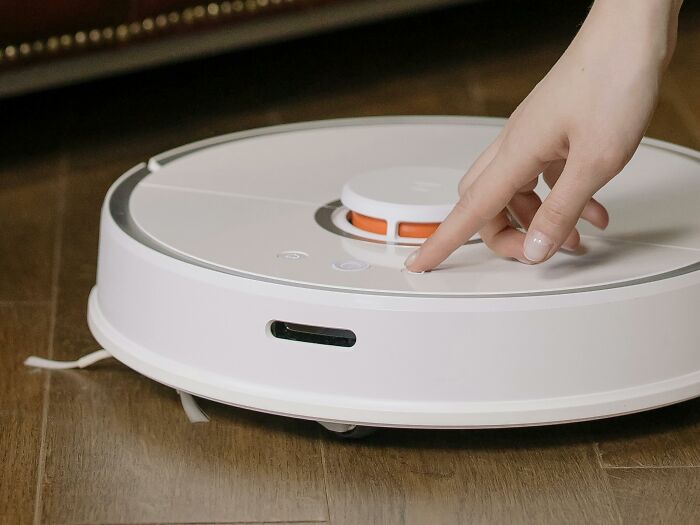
[
  {"x1": 332, "y1": 259, "x2": 370, "y2": 272},
  {"x1": 277, "y1": 251, "x2": 308, "y2": 260}
]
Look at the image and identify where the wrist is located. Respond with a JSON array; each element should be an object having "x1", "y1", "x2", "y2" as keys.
[{"x1": 586, "y1": 0, "x2": 682, "y2": 70}]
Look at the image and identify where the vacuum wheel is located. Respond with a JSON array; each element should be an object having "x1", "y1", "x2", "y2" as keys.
[{"x1": 317, "y1": 421, "x2": 377, "y2": 439}]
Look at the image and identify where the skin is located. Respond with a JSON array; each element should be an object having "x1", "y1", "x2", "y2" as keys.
[{"x1": 405, "y1": 0, "x2": 684, "y2": 272}]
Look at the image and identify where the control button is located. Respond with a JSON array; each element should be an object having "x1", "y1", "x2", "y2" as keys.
[
  {"x1": 277, "y1": 250, "x2": 308, "y2": 260},
  {"x1": 332, "y1": 259, "x2": 370, "y2": 272}
]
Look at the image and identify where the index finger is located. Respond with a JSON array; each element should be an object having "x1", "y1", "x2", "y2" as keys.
[{"x1": 405, "y1": 151, "x2": 545, "y2": 272}]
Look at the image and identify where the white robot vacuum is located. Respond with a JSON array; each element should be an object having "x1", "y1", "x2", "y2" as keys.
[{"x1": 83, "y1": 116, "x2": 700, "y2": 436}]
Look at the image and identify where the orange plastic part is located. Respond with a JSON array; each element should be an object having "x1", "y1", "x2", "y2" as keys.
[
  {"x1": 398, "y1": 221, "x2": 441, "y2": 238},
  {"x1": 348, "y1": 211, "x2": 440, "y2": 239}
]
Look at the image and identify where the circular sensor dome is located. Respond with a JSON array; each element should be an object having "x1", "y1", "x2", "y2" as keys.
[{"x1": 340, "y1": 166, "x2": 463, "y2": 240}]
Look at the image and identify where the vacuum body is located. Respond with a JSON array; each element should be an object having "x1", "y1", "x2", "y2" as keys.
[{"x1": 88, "y1": 116, "x2": 700, "y2": 428}]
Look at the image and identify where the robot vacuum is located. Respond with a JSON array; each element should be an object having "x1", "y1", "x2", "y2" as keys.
[{"x1": 84, "y1": 116, "x2": 700, "y2": 435}]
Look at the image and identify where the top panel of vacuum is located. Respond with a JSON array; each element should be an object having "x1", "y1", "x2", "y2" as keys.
[{"x1": 120, "y1": 117, "x2": 700, "y2": 296}]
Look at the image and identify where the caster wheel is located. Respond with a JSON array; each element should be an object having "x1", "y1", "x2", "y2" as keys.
[{"x1": 318, "y1": 421, "x2": 377, "y2": 439}]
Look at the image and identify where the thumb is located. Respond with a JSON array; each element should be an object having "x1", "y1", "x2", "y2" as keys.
[{"x1": 523, "y1": 158, "x2": 599, "y2": 263}]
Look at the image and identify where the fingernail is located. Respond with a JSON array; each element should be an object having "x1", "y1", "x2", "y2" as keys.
[
  {"x1": 404, "y1": 249, "x2": 419, "y2": 270},
  {"x1": 524, "y1": 230, "x2": 553, "y2": 262}
]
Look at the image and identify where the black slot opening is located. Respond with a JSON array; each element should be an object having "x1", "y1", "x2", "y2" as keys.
[{"x1": 269, "y1": 321, "x2": 356, "y2": 348}]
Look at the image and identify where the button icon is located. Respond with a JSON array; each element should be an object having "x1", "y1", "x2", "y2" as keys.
[
  {"x1": 332, "y1": 259, "x2": 370, "y2": 272},
  {"x1": 277, "y1": 251, "x2": 308, "y2": 260}
]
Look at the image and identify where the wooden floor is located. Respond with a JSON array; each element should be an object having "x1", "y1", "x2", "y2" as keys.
[{"x1": 2, "y1": 1, "x2": 700, "y2": 523}]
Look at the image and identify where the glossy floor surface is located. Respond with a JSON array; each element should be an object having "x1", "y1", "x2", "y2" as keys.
[{"x1": 2, "y1": 1, "x2": 700, "y2": 523}]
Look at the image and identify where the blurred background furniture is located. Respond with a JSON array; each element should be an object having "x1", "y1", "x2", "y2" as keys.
[{"x1": 0, "y1": 0, "x2": 472, "y2": 97}]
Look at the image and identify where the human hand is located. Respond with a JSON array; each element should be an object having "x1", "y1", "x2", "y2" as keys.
[{"x1": 406, "y1": 0, "x2": 683, "y2": 272}]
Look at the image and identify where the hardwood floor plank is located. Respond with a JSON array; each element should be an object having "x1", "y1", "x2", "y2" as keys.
[
  {"x1": 274, "y1": 65, "x2": 488, "y2": 122},
  {"x1": 0, "y1": 304, "x2": 51, "y2": 525},
  {"x1": 646, "y1": 81, "x2": 700, "y2": 149},
  {"x1": 606, "y1": 467, "x2": 700, "y2": 525},
  {"x1": 0, "y1": 410, "x2": 43, "y2": 525},
  {"x1": 323, "y1": 426, "x2": 620, "y2": 525},
  {"x1": 592, "y1": 399, "x2": 700, "y2": 468},
  {"x1": 471, "y1": 47, "x2": 564, "y2": 118},
  {"x1": 666, "y1": 3, "x2": 700, "y2": 148},
  {"x1": 125, "y1": 521, "x2": 327, "y2": 525},
  {"x1": 0, "y1": 305, "x2": 51, "y2": 411},
  {"x1": 40, "y1": 370, "x2": 328, "y2": 524},
  {"x1": 0, "y1": 156, "x2": 62, "y2": 302}
]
